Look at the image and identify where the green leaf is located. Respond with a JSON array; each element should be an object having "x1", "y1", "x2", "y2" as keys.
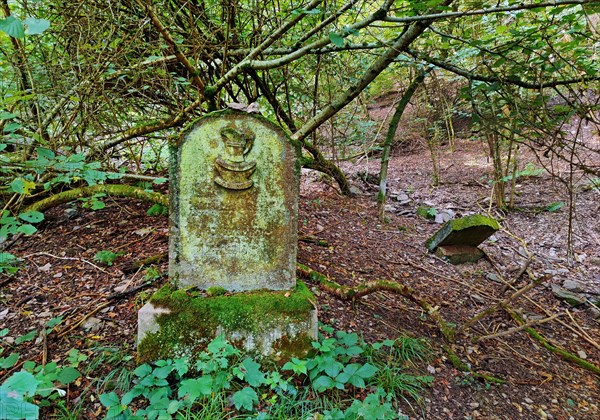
[
  {"x1": 10, "y1": 178, "x2": 36, "y2": 195},
  {"x1": 329, "y1": 32, "x2": 344, "y2": 47},
  {"x1": 0, "y1": 352, "x2": 19, "y2": 369},
  {"x1": 57, "y1": 367, "x2": 81, "y2": 384},
  {"x1": 3, "y1": 122, "x2": 21, "y2": 132},
  {"x1": 312, "y1": 375, "x2": 336, "y2": 392},
  {"x1": 232, "y1": 387, "x2": 258, "y2": 411},
  {"x1": 178, "y1": 377, "x2": 213, "y2": 402},
  {"x1": 36, "y1": 148, "x2": 55, "y2": 160},
  {"x1": 15, "y1": 329, "x2": 37, "y2": 344},
  {"x1": 0, "y1": 16, "x2": 25, "y2": 38},
  {"x1": 239, "y1": 357, "x2": 265, "y2": 387},
  {"x1": 90, "y1": 200, "x2": 106, "y2": 210},
  {"x1": 17, "y1": 224, "x2": 38, "y2": 235},
  {"x1": 546, "y1": 201, "x2": 565, "y2": 212},
  {"x1": 0, "y1": 391, "x2": 39, "y2": 420},
  {"x1": 18, "y1": 211, "x2": 44, "y2": 223},
  {"x1": 99, "y1": 391, "x2": 120, "y2": 408},
  {"x1": 2, "y1": 371, "x2": 40, "y2": 397},
  {"x1": 0, "y1": 111, "x2": 17, "y2": 120},
  {"x1": 23, "y1": 17, "x2": 50, "y2": 35},
  {"x1": 153, "y1": 177, "x2": 168, "y2": 184}
]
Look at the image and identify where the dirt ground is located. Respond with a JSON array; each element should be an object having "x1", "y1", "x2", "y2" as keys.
[{"x1": 1, "y1": 129, "x2": 600, "y2": 418}]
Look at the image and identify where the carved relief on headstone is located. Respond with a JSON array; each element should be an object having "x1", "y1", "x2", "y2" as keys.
[
  {"x1": 169, "y1": 111, "x2": 300, "y2": 291},
  {"x1": 214, "y1": 127, "x2": 256, "y2": 190}
]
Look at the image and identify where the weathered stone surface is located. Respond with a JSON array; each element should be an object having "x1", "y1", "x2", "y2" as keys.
[
  {"x1": 426, "y1": 214, "x2": 500, "y2": 252},
  {"x1": 551, "y1": 284, "x2": 586, "y2": 306},
  {"x1": 137, "y1": 283, "x2": 317, "y2": 362},
  {"x1": 170, "y1": 111, "x2": 300, "y2": 291},
  {"x1": 435, "y1": 245, "x2": 485, "y2": 264}
]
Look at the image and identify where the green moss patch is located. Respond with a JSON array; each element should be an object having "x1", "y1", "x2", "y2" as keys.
[{"x1": 138, "y1": 282, "x2": 316, "y2": 364}]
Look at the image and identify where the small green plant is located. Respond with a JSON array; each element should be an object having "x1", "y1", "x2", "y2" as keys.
[
  {"x1": 94, "y1": 250, "x2": 124, "y2": 266},
  {"x1": 416, "y1": 206, "x2": 437, "y2": 219},
  {"x1": 78, "y1": 193, "x2": 106, "y2": 210},
  {"x1": 98, "y1": 330, "x2": 432, "y2": 418},
  {"x1": 146, "y1": 203, "x2": 168, "y2": 216},
  {"x1": 0, "y1": 252, "x2": 21, "y2": 274},
  {"x1": 206, "y1": 286, "x2": 227, "y2": 297},
  {"x1": 143, "y1": 266, "x2": 162, "y2": 281}
]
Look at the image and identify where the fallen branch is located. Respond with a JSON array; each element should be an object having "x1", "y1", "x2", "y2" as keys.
[
  {"x1": 297, "y1": 263, "x2": 455, "y2": 342},
  {"x1": 458, "y1": 279, "x2": 541, "y2": 335},
  {"x1": 476, "y1": 313, "x2": 561, "y2": 342},
  {"x1": 505, "y1": 306, "x2": 600, "y2": 376},
  {"x1": 24, "y1": 184, "x2": 168, "y2": 214}
]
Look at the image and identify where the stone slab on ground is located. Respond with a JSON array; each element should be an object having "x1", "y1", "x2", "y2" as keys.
[
  {"x1": 137, "y1": 283, "x2": 317, "y2": 363},
  {"x1": 426, "y1": 214, "x2": 500, "y2": 252},
  {"x1": 435, "y1": 245, "x2": 485, "y2": 264}
]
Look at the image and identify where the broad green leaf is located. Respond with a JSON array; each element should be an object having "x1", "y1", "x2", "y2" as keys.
[
  {"x1": 1, "y1": 371, "x2": 39, "y2": 397},
  {"x1": 23, "y1": 17, "x2": 50, "y2": 35},
  {"x1": 17, "y1": 224, "x2": 38, "y2": 235},
  {"x1": 232, "y1": 387, "x2": 258, "y2": 411},
  {"x1": 329, "y1": 32, "x2": 344, "y2": 47},
  {"x1": 90, "y1": 200, "x2": 106, "y2": 210},
  {"x1": 312, "y1": 375, "x2": 336, "y2": 392},
  {"x1": 239, "y1": 357, "x2": 265, "y2": 387},
  {"x1": 153, "y1": 177, "x2": 168, "y2": 184},
  {"x1": 15, "y1": 329, "x2": 37, "y2": 344},
  {"x1": 9, "y1": 178, "x2": 36, "y2": 195},
  {"x1": 0, "y1": 352, "x2": 19, "y2": 369},
  {"x1": 0, "y1": 16, "x2": 25, "y2": 38},
  {"x1": 36, "y1": 148, "x2": 55, "y2": 159},
  {"x1": 99, "y1": 391, "x2": 121, "y2": 408},
  {"x1": 0, "y1": 391, "x2": 39, "y2": 420},
  {"x1": 0, "y1": 252, "x2": 17, "y2": 264},
  {"x1": 57, "y1": 366, "x2": 81, "y2": 384},
  {"x1": 0, "y1": 111, "x2": 17, "y2": 120},
  {"x1": 18, "y1": 211, "x2": 44, "y2": 223},
  {"x1": 2, "y1": 122, "x2": 21, "y2": 132},
  {"x1": 178, "y1": 377, "x2": 213, "y2": 402}
]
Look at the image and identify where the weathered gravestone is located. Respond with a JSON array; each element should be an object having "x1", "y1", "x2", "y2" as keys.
[
  {"x1": 137, "y1": 111, "x2": 317, "y2": 362},
  {"x1": 426, "y1": 214, "x2": 499, "y2": 264}
]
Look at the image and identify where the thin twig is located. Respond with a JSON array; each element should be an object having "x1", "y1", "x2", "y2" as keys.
[{"x1": 23, "y1": 252, "x2": 109, "y2": 273}]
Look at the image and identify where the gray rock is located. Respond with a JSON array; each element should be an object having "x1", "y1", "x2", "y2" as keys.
[
  {"x1": 550, "y1": 284, "x2": 586, "y2": 306},
  {"x1": 434, "y1": 209, "x2": 455, "y2": 224},
  {"x1": 349, "y1": 186, "x2": 362, "y2": 195},
  {"x1": 82, "y1": 317, "x2": 103, "y2": 333},
  {"x1": 562, "y1": 279, "x2": 585, "y2": 293}
]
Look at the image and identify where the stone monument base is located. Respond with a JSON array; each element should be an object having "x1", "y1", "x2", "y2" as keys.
[
  {"x1": 435, "y1": 245, "x2": 484, "y2": 264},
  {"x1": 137, "y1": 282, "x2": 318, "y2": 364}
]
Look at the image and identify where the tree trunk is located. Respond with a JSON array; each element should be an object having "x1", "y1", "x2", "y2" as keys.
[{"x1": 378, "y1": 69, "x2": 426, "y2": 220}]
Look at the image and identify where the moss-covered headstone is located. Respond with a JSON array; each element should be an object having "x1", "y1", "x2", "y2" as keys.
[
  {"x1": 137, "y1": 111, "x2": 317, "y2": 362},
  {"x1": 171, "y1": 111, "x2": 300, "y2": 291}
]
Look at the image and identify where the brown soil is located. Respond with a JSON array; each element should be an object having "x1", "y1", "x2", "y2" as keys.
[{"x1": 1, "y1": 137, "x2": 600, "y2": 418}]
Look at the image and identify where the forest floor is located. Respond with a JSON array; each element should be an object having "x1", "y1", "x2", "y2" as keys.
[{"x1": 2, "y1": 119, "x2": 600, "y2": 418}]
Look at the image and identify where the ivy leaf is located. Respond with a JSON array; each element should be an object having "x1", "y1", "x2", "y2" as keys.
[
  {"x1": 329, "y1": 32, "x2": 344, "y2": 47},
  {"x1": 18, "y1": 211, "x2": 44, "y2": 223},
  {"x1": 232, "y1": 387, "x2": 258, "y2": 411},
  {"x1": 0, "y1": 16, "x2": 25, "y2": 38},
  {"x1": 23, "y1": 17, "x2": 50, "y2": 35}
]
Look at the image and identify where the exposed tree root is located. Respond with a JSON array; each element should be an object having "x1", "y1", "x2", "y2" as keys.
[
  {"x1": 505, "y1": 307, "x2": 600, "y2": 377},
  {"x1": 24, "y1": 184, "x2": 168, "y2": 213}
]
